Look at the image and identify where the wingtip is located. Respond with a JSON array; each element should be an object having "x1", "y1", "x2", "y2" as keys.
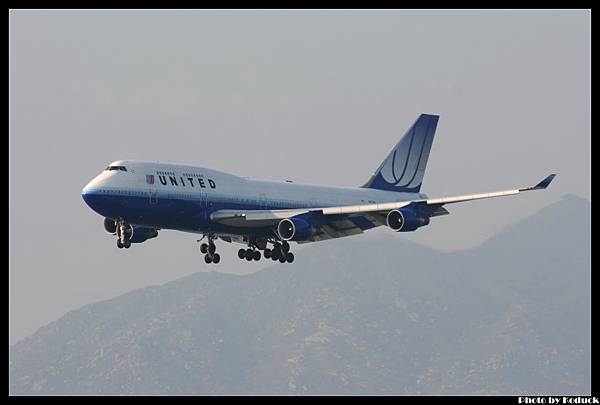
[
  {"x1": 534, "y1": 174, "x2": 556, "y2": 190},
  {"x1": 519, "y1": 174, "x2": 556, "y2": 192}
]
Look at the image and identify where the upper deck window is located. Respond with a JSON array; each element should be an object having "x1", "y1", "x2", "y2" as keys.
[{"x1": 105, "y1": 166, "x2": 128, "y2": 172}]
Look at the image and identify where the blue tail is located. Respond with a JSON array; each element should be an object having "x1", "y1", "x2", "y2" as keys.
[{"x1": 362, "y1": 114, "x2": 439, "y2": 193}]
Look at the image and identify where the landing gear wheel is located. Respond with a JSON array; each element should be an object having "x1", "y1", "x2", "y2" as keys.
[
  {"x1": 200, "y1": 243, "x2": 208, "y2": 254},
  {"x1": 245, "y1": 253, "x2": 253, "y2": 262},
  {"x1": 208, "y1": 244, "x2": 216, "y2": 255},
  {"x1": 286, "y1": 252, "x2": 294, "y2": 263},
  {"x1": 123, "y1": 240, "x2": 131, "y2": 249},
  {"x1": 238, "y1": 249, "x2": 246, "y2": 259},
  {"x1": 271, "y1": 249, "x2": 280, "y2": 260},
  {"x1": 279, "y1": 256, "x2": 287, "y2": 263},
  {"x1": 264, "y1": 248, "x2": 271, "y2": 259},
  {"x1": 281, "y1": 241, "x2": 290, "y2": 253},
  {"x1": 212, "y1": 253, "x2": 220, "y2": 264},
  {"x1": 253, "y1": 250, "x2": 261, "y2": 261},
  {"x1": 246, "y1": 248, "x2": 253, "y2": 258},
  {"x1": 117, "y1": 240, "x2": 123, "y2": 249},
  {"x1": 204, "y1": 254, "x2": 213, "y2": 264}
]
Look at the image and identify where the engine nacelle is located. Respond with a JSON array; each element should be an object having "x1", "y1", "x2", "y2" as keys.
[
  {"x1": 277, "y1": 218, "x2": 315, "y2": 241},
  {"x1": 130, "y1": 226, "x2": 159, "y2": 243},
  {"x1": 386, "y1": 209, "x2": 429, "y2": 232},
  {"x1": 104, "y1": 218, "x2": 117, "y2": 234}
]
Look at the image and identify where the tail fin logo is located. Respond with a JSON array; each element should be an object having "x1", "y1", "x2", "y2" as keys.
[{"x1": 363, "y1": 114, "x2": 439, "y2": 193}]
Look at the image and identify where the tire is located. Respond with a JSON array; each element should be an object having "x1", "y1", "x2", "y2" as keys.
[
  {"x1": 200, "y1": 243, "x2": 208, "y2": 254},
  {"x1": 212, "y1": 253, "x2": 220, "y2": 264},
  {"x1": 124, "y1": 240, "x2": 131, "y2": 249},
  {"x1": 204, "y1": 254, "x2": 212, "y2": 264},
  {"x1": 281, "y1": 241, "x2": 290, "y2": 253},
  {"x1": 117, "y1": 240, "x2": 123, "y2": 249},
  {"x1": 279, "y1": 256, "x2": 286, "y2": 263},
  {"x1": 264, "y1": 248, "x2": 271, "y2": 259},
  {"x1": 245, "y1": 254, "x2": 253, "y2": 262},
  {"x1": 286, "y1": 252, "x2": 294, "y2": 263},
  {"x1": 271, "y1": 249, "x2": 280, "y2": 260},
  {"x1": 238, "y1": 249, "x2": 246, "y2": 259},
  {"x1": 208, "y1": 244, "x2": 216, "y2": 255},
  {"x1": 253, "y1": 250, "x2": 261, "y2": 261}
]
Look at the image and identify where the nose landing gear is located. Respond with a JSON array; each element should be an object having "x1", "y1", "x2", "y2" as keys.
[{"x1": 116, "y1": 220, "x2": 132, "y2": 249}]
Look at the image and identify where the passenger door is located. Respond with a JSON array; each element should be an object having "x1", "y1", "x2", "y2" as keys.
[
  {"x1": 198, "y1": 189, "x2": 207, "y2": 208},
  {"x1": 147, "y1": 175, "x2": 158, "y2": 205},
  {"x1": 259, "y1": 192, "x2": 268, "y2": 210}
]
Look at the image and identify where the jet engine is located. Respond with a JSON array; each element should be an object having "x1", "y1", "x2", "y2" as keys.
[
  {"x1": 104, "y1": 217, "x2": 117, "y2": 234},
  {"x1": 277, "y1": 218, "x2": 315, "y2": 241},
  {"x1": 386, "y1": 209, "x2": 430, "y2": 232},
  {"x1": 130, "y1": 226, "x2": 159, "y2": 243}
]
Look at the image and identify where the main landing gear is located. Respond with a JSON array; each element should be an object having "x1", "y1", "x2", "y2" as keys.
[
  {"x1": 199, "y1": 236, "x2": 220, "y2": 264},
  {"x1": 238, "y1": 247, "x2": 261, "y2": 262},
  {"x1": 237, "y1": 240, "x2": 294, "y2": 264},
  {"x1": 116, "y1": 220, "x2": 132, "y2": 249},
  {"x1": 267, "y1": 240, "x2": 294, "y2": 264},
  {"x1": 197, "y1": 236, "x2": 295, "y2": 265}
]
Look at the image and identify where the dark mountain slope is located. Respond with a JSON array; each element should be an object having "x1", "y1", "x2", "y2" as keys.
[{"x1": 9, "y1": 194, "x2": 590, "y2": 395}]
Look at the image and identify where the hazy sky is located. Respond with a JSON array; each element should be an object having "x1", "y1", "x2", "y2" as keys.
[{"x1": 9, "y1": 10, "x2": 590, "y2": 345}]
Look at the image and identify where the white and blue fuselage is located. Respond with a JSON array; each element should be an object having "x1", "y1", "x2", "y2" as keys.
[{"x1": 82, "y1": 160, "x2": 427, "y2": 238}]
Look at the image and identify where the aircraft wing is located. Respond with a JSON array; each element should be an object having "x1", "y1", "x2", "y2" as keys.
[{"x1": 210, "y1": 174, "x2": 555, "y2": 242}]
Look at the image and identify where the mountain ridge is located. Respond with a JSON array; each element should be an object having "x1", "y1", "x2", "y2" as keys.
[{"x1": 9, "y1": 194, "x2": 590, "y2": 395}]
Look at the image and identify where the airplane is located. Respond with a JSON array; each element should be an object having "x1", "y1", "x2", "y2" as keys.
[{"x1": 82, "y1": 114, "x2": 555, "y2": 265}]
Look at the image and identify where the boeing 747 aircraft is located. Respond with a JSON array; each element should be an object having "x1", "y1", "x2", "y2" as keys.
[{"x1": 82, "y1": 114, "x2": 555, "y2": 265}]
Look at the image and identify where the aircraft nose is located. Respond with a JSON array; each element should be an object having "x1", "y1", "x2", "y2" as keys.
[
  {"x1": 81, "y1": 181, "x2": 98, "y2": 208},
  {"x1": 81, "y1": 184, "x2": 93, "y2": 203},
  {"x1": 81, "y1": 175, "x2": 107, "y2": 213}
]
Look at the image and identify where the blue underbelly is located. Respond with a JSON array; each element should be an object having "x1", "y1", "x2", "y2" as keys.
[{"x1": 82, "y1": 191, "x2": 283, "y2": 237}]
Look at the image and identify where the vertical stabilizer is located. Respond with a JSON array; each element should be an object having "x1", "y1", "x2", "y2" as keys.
[{"x1": 362, "y1": 114, "x2": 439, "y2": 193}]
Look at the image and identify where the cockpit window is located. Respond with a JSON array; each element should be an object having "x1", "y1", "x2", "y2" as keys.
[{"x1": 105, "y1": 166, "x2": 128, "y2": 172}]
